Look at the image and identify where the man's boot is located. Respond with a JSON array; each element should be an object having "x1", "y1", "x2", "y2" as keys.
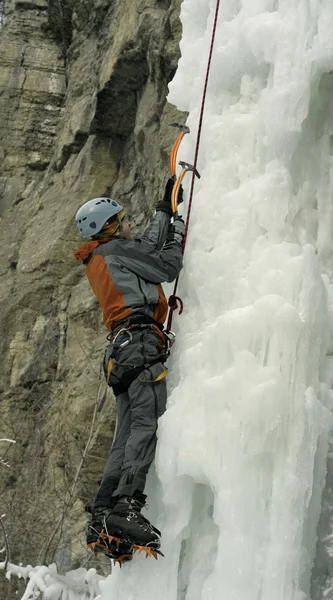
[
  {"x1": 85, "y1": 503, "x2": 133, "y2": 563},
  {"x1": 103, "y1": 495, "x2": 161, "y2": 549}
]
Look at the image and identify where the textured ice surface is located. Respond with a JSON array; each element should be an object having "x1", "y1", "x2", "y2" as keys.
[{"x1": 140, "y1": 2, "x2": 333, "y2": 599}]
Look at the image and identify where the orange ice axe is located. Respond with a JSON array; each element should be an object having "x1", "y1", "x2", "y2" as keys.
[{"x1": 169, "y1": 123, "x2": 190, "y2": 178}]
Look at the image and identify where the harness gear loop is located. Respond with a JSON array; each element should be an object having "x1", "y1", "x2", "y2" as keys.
[
  {"x1": 107, "y1": 358, "x2": 113, "y2": 380},
  {"x1": 166, "y1": 0, "x2": 221, "y2": 335},
  {"x1": 139, "y1": 368, "x2": 169, "y2": 383},
  {"x1": 97, "y1": 355, "x2": 115, "y2": 413},
  {"x1": 154, "y1": 369, "x2": 168, "y2": 382}
]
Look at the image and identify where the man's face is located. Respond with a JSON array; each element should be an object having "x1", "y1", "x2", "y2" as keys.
[{"x1": 121, "y1": 218, "x2": 132, "y2": 240}]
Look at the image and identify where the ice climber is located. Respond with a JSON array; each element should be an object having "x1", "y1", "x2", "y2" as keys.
[{"x1": 74, "y1": 179, "x2": 184, "y2": 562}]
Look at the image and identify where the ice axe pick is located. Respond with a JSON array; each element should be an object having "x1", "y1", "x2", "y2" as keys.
[{"x1": 171, "y1": 160, "x2": 201, "y2": 215}]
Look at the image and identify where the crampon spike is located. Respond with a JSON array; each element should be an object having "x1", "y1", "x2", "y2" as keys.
[
  {"x1": 97, "y1": 536, "x2": 108, "y2": 548},
  {"x1": 113, "y1": 554, "x2": 133, "y2": 567},
  {"x1": 145, "y1": 547, "x2": 158, "y2": 559},
  {"x1": 128, "y1": 544, "x2": 162, "y2": 559},
  {"x1": 87, "y1": 539, "x2": 108, "y2": 555},
  {"x1": 88, "y1": 535, "x2": 163, "y2": 563}
]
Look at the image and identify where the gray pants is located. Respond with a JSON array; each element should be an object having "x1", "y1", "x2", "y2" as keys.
[{"x1": 94, "y1": 326, "x2": 167, "y2": 507}]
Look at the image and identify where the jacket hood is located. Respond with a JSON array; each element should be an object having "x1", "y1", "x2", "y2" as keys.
[{"x1": 74, "y1": 239, "x2": 110, "y2": 263}]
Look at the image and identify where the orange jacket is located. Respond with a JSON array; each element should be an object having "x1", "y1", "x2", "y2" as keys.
[{"x1": 74, "y1": 212, "x2": 183, "y2": 332}]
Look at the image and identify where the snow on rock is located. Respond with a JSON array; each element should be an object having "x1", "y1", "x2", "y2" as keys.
[{"x1": 0, "y1": 562, "x2": 103, "y2": 600}]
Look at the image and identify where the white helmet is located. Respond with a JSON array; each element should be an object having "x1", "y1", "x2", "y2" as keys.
[{"x1": 75, "y1": 197, "x2": 123, "y2": 238}]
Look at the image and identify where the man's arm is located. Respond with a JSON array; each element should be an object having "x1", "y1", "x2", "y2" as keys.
[
  {"x1": 137, "y1": 179, "x2": 182, "y2": 251},
  {"x1": 112, "y1": 218, "x2": 185, "y2": 283},
  {"x1": 137, "y1": 210, "x2": 171, "y2": 252}
]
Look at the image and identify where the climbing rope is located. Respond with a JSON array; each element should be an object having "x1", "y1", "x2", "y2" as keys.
[{"x1": 166, "y1": 0, "x2": 221, "y2": 334}]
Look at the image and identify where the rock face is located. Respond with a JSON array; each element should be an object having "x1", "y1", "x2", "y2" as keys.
[
  {"x1": 0, "y1": 0, "x2": 65, "y2": 209},
  {"x1": 0, "y1": 0, "x2": 185, "y2": 594}
]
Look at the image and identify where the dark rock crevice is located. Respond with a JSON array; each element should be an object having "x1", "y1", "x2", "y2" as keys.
[{"x1": 91, "y1": 45, "x2": 150, "y2": 138}]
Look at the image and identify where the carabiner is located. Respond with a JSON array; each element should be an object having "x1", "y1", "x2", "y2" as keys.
[{"x1": 112, "y1": 328, "x2": 133, "y2": 349}]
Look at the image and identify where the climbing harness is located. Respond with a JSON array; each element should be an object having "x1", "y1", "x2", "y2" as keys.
[
  {"x1": 97, "y1": 316, "x2": 172, "y2": 412},
  {"x1": 166, "y1": 0, "x2": 221, "y2": 337}
]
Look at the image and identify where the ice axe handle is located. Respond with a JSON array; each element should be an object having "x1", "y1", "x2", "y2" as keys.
[
  {"x1": 169, "y1": 124, "x2": 190, "y2": 177},
  {"x1": 178, "y1": 161, "x2": 201, "y2": 179}
]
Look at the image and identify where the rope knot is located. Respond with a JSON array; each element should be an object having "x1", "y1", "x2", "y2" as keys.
[{"x1": 168, "y1": 295, "x2": 184, "y2": 315}]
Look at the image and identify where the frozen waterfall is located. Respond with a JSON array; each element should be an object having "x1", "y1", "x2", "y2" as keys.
[{"x1": 102, "y1": 1, "x2": 333, "y2": 599}]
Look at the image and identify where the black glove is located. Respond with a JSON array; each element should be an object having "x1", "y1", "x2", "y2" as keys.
[
  {"x1": 156, "y1": 178, "x2": 184, "y2": 215},
  {"x1": 178, "y1": 184, "x2": 184, "y2": 205},
  {"x1": 166, "y1": 216, "x2": 185, "y2": 245}
]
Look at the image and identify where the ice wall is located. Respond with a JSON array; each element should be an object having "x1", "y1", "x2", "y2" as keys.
[{"x1": 100, "y1": 2, "x2": 333, "y2": 600}]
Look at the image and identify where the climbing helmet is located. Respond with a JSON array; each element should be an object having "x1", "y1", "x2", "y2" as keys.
[{"x1": 75, "y1": 197, "x2": 123, "y2": 238}]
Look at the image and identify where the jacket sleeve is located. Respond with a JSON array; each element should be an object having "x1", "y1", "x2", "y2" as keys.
[
  {"x1": 137, "y1": 210, "x2": 170, "y2": 252},
  {"x1": 112, "y1": 238, "x2": 183, "y2": 283}
]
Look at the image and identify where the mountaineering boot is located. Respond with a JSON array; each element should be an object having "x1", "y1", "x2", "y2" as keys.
[
  {"x1": 85, "y1": 504, "x2": 134, "y2": 562},
  {"x1": 103, "y1": 495, "x2": 161, "y2": 549},
  {"x1": 86, "y1": 505, "x2": 111, "y2": 548}
]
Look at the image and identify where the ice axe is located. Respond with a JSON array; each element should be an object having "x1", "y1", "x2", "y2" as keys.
[
  {"x1": 169, "y1": 123, "x2": 190, "y2": 178},
  {"x1": 171, "y1": 160, "x2": 201, "y2": 216}
]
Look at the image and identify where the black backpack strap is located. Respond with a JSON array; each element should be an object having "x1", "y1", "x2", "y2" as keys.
[{"x1": 83, "y1": 253, "x2": 93, "y2": 266}]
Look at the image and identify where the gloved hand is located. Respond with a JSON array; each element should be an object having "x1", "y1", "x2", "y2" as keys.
[
  {"x1": 177, "y1": 184, "x2": 184, "y2": 205},
  {"x1": 166, "y1": 216, "x2": 185, "y2": 245},
  {"x1": 156, "y1": 178, "x2": 184, "y2": 215}
]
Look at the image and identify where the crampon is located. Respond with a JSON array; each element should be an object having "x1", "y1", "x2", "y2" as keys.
[{"x1": 87, "y1": 530, "x2": 164, "y2": 567}]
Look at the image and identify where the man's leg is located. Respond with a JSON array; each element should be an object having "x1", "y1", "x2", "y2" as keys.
[
  {"x1": 94, "y1": 387, "x2": 131, "y2": 508},
  {"x1": 112, "y1": 361, "x2": 167, "y2": 499},
  {"x1": 91, "y1": 328, "x2": 167, "y2": 549}
]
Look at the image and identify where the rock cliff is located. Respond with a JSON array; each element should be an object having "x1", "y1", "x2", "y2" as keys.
[{"x1": 0, "y1": 0, "x2": 184, "y2": 595}]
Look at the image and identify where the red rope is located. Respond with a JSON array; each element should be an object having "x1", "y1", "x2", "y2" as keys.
[{"x1": 166, "y1": 0, "x2": 221, "y2": 333}]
